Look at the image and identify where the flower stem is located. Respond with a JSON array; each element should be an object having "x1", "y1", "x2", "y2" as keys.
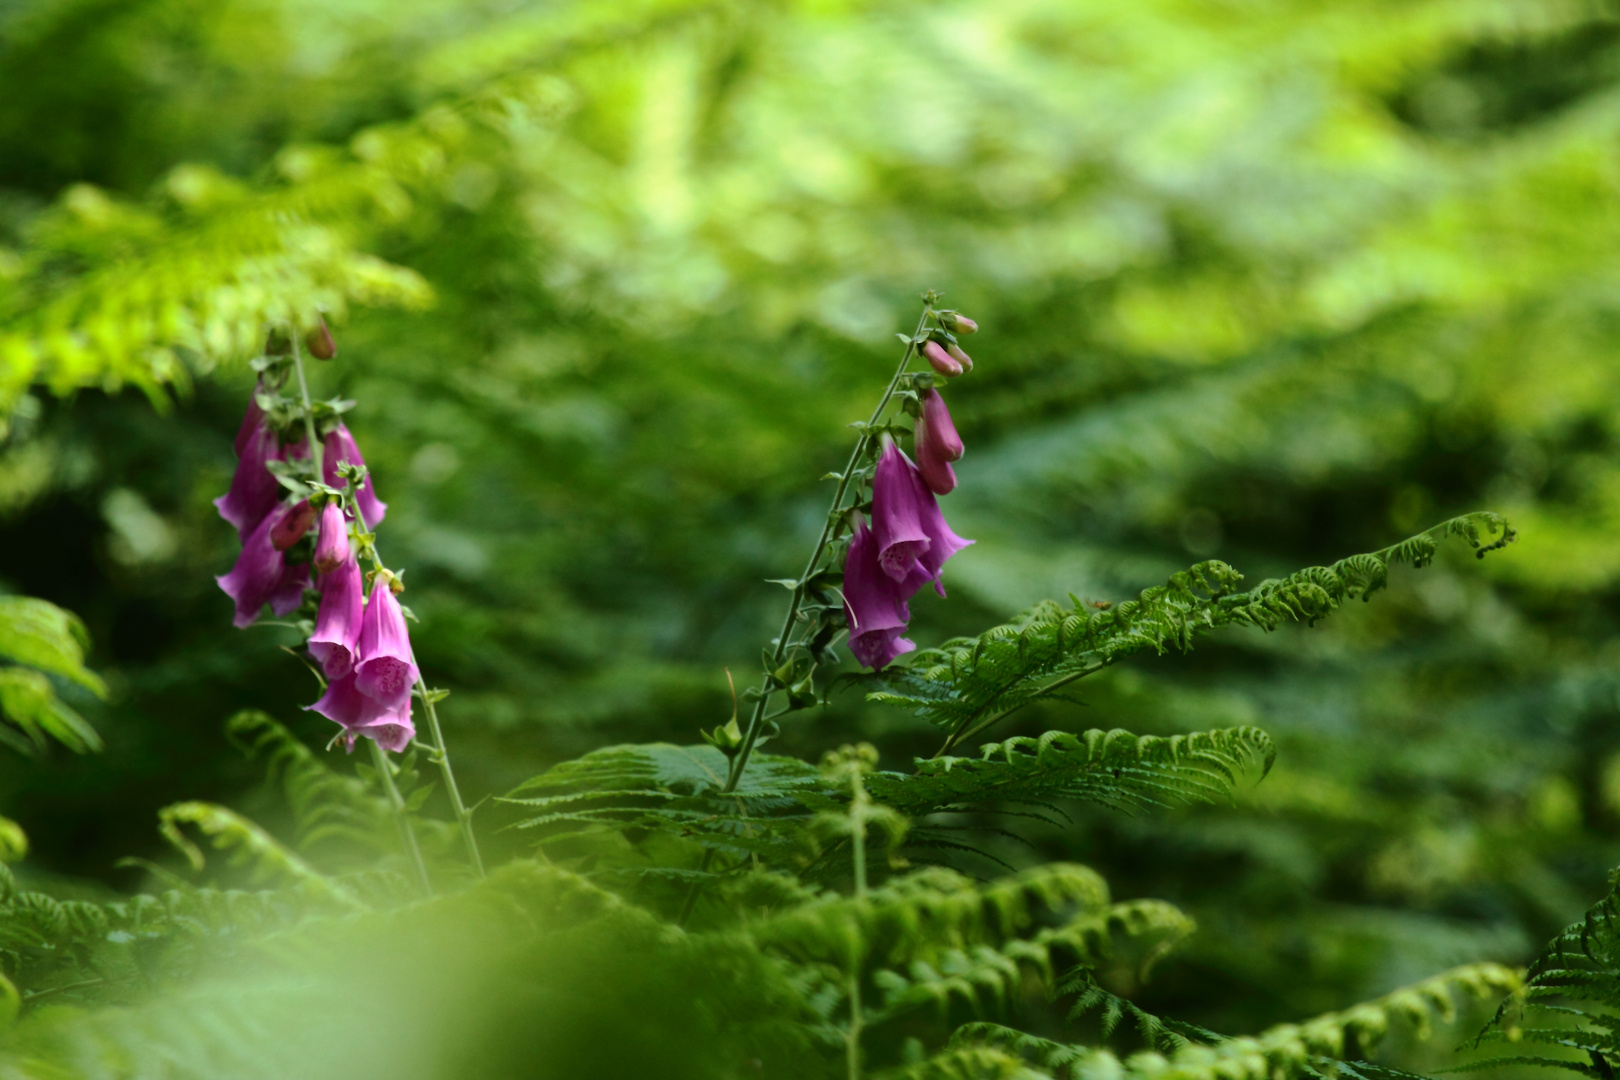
[
  {"x1": 677, "y1": 301, "x2": 933, "y2": 927},
  {"x1": 368, "y1": 738, "x2": 432, "y2": 895},
  {"x1": 289, "y1": 332, "x2": 434, "y2": 894},
  {"x1": 416, "y1": 680, "x2": 486, "y2": 877}
]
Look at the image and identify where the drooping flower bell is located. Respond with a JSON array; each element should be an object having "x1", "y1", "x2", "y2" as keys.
[
  {"x1": 921, "y1": 341, "x2": 962, "y2": 378},
  {"x1": 216, "y1": 502, "x2": 311, "y2": 628},
  {"x1": 312, "y1": 501, "x2": 352, "y2": 574},
  {"x1": 308, "y1": 553, "x2": 364, "y2": 680},
  {"x1": 945, "y1": 343, "x2": 972, "y2": 373},
  {"x1": 842, "y1": 516, "x2": 915, "y2": 671},
  {"x1": 914, "y1": 389, "x2": 963, "y2": 496},
  {"x1": 871, "y1": 442, "x2": 973, "y2": 597},
  {"x1": 306, "y1": 674, "x2": 414, "y2": 753},
  {"x1": 232, "y1": 390, "x2": 266, "y2": 458},
  {"x1": 215, "y1": 395, "x2": 286, "y2": 541},
  {"x1": 323, "y1": 424, "x2": 387, "y2": 528},
  {"x1": 355, "y1": 578, "x2": 419, "y2": 710},
  {"x1": 270, "y1": 499, "x2": 315, "y2": 551}
]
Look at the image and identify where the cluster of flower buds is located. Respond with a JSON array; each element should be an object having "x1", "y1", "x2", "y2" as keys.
[
  {"x1": 213, "y1": 322, "x2": 414, "y2": 753},
  {"x1": 842, "y1": 310, "x2": 979, "y2": 670}
]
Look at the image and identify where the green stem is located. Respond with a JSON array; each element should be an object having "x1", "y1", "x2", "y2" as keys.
[
  {"x1": 846, "y1": 769, "x2": 869, "y2": 1080},
  {"x1": 290, "y1": 333, "x2": 434, "y2": 894},
  {"x1": 368, "y1": 738, "x2": 432, "y2": 895},
  {"x1": 416, "y1": 682, "x2": 486, "y2": 877},
  {"x1": 933, "y1": 660, "x2": 1112, "y2": 757}
]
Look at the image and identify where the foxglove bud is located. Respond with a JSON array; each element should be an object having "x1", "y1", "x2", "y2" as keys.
[
  {"x1": 918, "y1": 389, "x2": 963, "y2": 462},
  {"x1": 270, "y1": 499, "x2": 315, "y2": 551},
  {"x1": 943, "y1": 313, "x2": 978, "y2": 335},
  {"x1": 309, "y1": 555, "x2": 364, "y2": 680},
  {"x1": 921, "y1": 341, "x2": 962, "y2": 378},
  {"x1": 312, "y1": 502, "x2": 352, "y2": 574},
  {"x1": 356, "y1": 579, "x2": 419, "y2": 710},
  {"x1": 323, "y1": 424, "x2": 388, "y2": 528},
  {"x1": 305, "y1": 317, "x2": 337, "y2": 360},
  {"x1": 915, "y1": 444, "x2": 957, "y2": 497},
  {"x1": 946, "y1": 343, "x2": 972, "y2": 372}
]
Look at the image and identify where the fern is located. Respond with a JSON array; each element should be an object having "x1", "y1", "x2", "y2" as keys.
[
  {"x1": 868, "y1": 727, "x2": 1275, "y2": 817},
  {"x1": 955, "y1": 963, "x2": 1522, "y2": 1080},
  {"x1": 1060, "y1": 968, "x2": 1224, "y2": 1053},
  {"x1": 0, "y1": 596, "x2": 105, "y2": 755},
  {"x1": 156, "y1": 802, "x2": 364, "y2": 909},
  {"x1": 1467, "y1": 865, "x2": 1620, "y2": 1077},
  {"x1": 859, "y1": 514, "x2": 1513, "y2": 753}
]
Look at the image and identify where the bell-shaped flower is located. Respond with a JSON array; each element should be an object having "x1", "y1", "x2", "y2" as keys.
[
  {"x1": 921, "y1": 341, "x2": 962, "y2": 378},
  {"x1": 216, "y1": 502, "x2": 311, "y2": 627},
  {"x1": 308, "y1": 554, "x2": 364, "y2": 680},
  {"x1": 906, "y1": 457, "x2": 973, "y2": 596},
  {"x1": 306, "y1": 673, "x2": 414, "y2": 753},
  {"x1": 356, "y1": 579, "x2": 418, "y2": 710},
  {"x1": 232, "y1": 390, "x2": 265, "y2": 458},
  {"x1": 323, "y1": 425, "x2": 387, "y2": 528},
  {"x1": 871, "y1": 441, "x2": 932, "y2": 586},
  {"x1": 312, "y1": 501, "x2": 352, "y2": 574},
  {"x1": 215, "y1": 406, "x2": 285, "y2": 541},
  {"x1": 842, "y1": 516, "x2": 915, "y2": 671},
  {"x1": 270, "y1": 499, "x2": 315, "y2": 551},
  {"x1": 914, "y1": 390, "x2": 962, "y2": 496}
]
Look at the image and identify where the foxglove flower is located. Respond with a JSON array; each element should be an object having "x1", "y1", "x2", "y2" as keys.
[
  {"x1": 921, "y1": 341, "x2": 962, "y2": 378},
  {"x1": 871, "y1": 443, "x2": 974, "y2": 596},
  {"x1": 216, "y1": 502, "x2": 311, "y2": 627},
  {"x1": 306, "y1": 674, "x2": 414, "y2": 753},
  {"x1": 270, "y1": 499, "x2": 315, "y2": 551},
  {"x1": 356, "y1": 580, "x2": 418, "y2": 710},
  {"x1": 232, "y1": 390, "x2": 265, "y2": 458},
  {"x1": 914, "y1": 389, "x2": 962, "y2": 496},
  {"x1": 842, "y1": 517, "x2": 915, "y2": 670},
  {"x1": 323, "y1": 425, "x2": 387, "y2": 528},
  {"x1": 312, "y1": 501, "x2": 351, "y2": 574},
  {"x1": 309, "y1": 554, "x2": 364, "y2": 679},
  {"x1": 215, "y1": 403, "x2": 285, "y2": 541}
]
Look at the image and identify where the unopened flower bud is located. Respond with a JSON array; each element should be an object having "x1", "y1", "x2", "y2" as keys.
[
  {"x1": 946, "y1": 343, "x2": 973, "y2": 372},
  {"x1": 921, "y1": 341, "x2": 963, "y2": 378},
  {"x1": 305, "y1": 317, "x2": 337, "y2": 360},
  {"x1": 313, "y1": 501, "x2": 352, "y2": 574},
  {"x1": 270, "y1": 499, "x2": 316, "y2": 551},
  {"x1": 943, "y1": 313, "x2": 977, "y2": 335},
  {"x1": 918, "y1": 389, "x2": 963, "y2": 462}
]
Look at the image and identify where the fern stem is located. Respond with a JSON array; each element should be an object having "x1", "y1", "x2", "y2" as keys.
[
  {"x1": 368, "y1": 739, "x2": 432, "y2": 894},
  {"x1": 935, "y1": 661, "x2": 1110, "y2": 757}
]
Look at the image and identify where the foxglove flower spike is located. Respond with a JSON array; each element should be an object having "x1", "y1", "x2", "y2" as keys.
[{"x1": 323, "y1": 425, "x2": 387, "y2": 527}]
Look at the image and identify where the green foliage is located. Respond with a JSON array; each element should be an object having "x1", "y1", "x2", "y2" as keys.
[
  {"x1": 0, "y1": 597, "x2": 102, "y2": 756},
  {"x1": 862, "y1": 514, "x2": 1512, "y2": 753}
]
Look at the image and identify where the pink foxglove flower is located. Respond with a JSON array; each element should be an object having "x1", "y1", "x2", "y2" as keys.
[
  {"x1": 842, "y1": 517, "x2": 915, "y2": 671},
  {"x1": 306, "y1": 674, "x2": 414, "y2": 753},
  {"x1": 232, "y1": 390, "x2": 266, "y2": 458},
  {"x1": 323, "y1": 425, "x2": 387, "y2": 528},
  {"x1": 871, "y1": 443, "x2": 973, "y2": 596},
  {"x1": 355, "y1": 580, "x2": 418, "y2": 710},
  {"x1": 215, "y1": 402, "x2": 285, "y2": 541},
  {"x1": 216, "y1": 502, "x2": 310, "y2": 627},
  {"x1": 921, "y1": 341, "x2": 962, "y2": 378},
  {"x1": 312, "y1": 502, "x2": 351, "y2": 574},
  {"x1": 309, "y1": 554, "x2": 364, "y2": 680},
  {"x1": 914, "y1": 390, "x2": 962, "y2": 496},
  {"x1": 270, "y1": 499, "x2": 315, "y2": 551}
]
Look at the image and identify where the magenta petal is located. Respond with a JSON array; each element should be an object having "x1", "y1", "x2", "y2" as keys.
[
  {"x1": 232, "y1": 391, "x2": 266, "y2": 459},
  {"x1": 842, "y1": 517, "x2": 916, "y2": 671},
  {"x1": 871, "y1": 442, "x2": 932, "y2": 584},
  {"x1": 906, "y1": 457, "x2": 974, "y2": 597},
  {"x1": 217, "y1": 503, "x2": 295, "y2": 628},
  {"x1": 919, "y1": 390, "x2": 963, "y2": 462},
  {"x1": 306, "y1": 674, "x2": 414, "y2": 754},
  {"x1": 323, "y1": 425, "x2": 387, "y2": 528},
  {"x1": 271, "y1": 559, "x2": 311, "y2": 616},
  {"x1": 356, "y1": 581, "x2": 418, "y2": 709},
  {"x1": 354, "y1": 704, "x2": 415, "y2": 753},
  {"x1": 309, "y1": 556, "x2": 364, "y2": 679},
  {"x1": 313, "y1": 502, "x2": 352, "y2": 574},
  {"x1": 214, "y1": 418, "x2": 284, "y2": 541}
]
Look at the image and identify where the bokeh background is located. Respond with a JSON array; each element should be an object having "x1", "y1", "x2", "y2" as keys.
[{"x1": 2, "y1": 0, "x2": 1619, "y2": 1039}]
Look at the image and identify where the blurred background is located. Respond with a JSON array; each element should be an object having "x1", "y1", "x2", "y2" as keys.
[{"x1": 1, "y1": 0, "x2": 1619, "y2": 1040}]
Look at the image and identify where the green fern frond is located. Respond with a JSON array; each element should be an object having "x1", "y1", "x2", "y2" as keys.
[
  {"x1": 873, "y1": 1044, "x2": 1054, "y2": 1080},
  {"x1": 868, "y1": 727, "x2": 1275, "y2": 817},
  {"x1": 956, "y1": 963, "x2": 1521, "y2": 1080},
  {"x1": 859, "y1": 514, "x2": 1512, "y2": 752},
  {"x1": 156, "y1": 802, "x2": 363, "y2": 909},
  {"x1": 0, "y1": 596, "x2": 105, "y2": 755},
  {"x1": 1060, "y1": 968, "x2": 1224, "y2": 1053}
]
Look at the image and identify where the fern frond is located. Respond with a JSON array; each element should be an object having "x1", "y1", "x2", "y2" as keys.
[
  {"x1": 868, "y1": 727, "x2": 1275, "y2": 817},
  {"x1": 0, "y1": 596, "x2": 105, "y2": 755},
  {"x1": 873, "y1": 1045, "x2": 1055, "y2": 1080},
  {"x1": 1060, "y1": 968, "x2": 1224, "y2": 1053},
  {"x1": 156, "y1": 802, "x2": 363, "y2": 909},
  {"x1": 858, "y1": 514, "x2": 1512, "y2": 751},
  {"x1": 957, "y1": 964, "x2": 1521, "y2": 1080}
]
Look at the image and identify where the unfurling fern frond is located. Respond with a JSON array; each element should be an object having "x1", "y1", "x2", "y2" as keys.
[
  {"x1": 955, "y1": 963, "x2": 1521, "y2": 1080},
  {"x1": 1467, "y1": 864, "x2": 1620, "y2": 1077},
  {"x1": 868, "y1": 727, "x2": 1275, "y2": 817},
  {"x1": 858, "y1": 513, "x2": 1512, "y2": 753},
  {"x1": 156, "y1": 802, "x2": 365, "y2": 909},
  {"x1": 500, "y1": 743, "x2": 834, "y2": 877}
]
